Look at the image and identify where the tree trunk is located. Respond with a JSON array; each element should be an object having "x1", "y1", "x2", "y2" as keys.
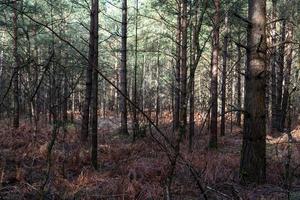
[
  {"x1": 236, "y1": 35, "x2": 242, "y2": 127},
  {"x1": 90, "y1": 0, "x2": 99, "y2": 169},
  {"x1": 132, "y1": 0, "x2": 139, "y2": 141},
  {"x1": 119, "y1": 0, "x2": 128, "y2": 135},
  {"x1": 173, "y1": 2, "x2": 181, "y2": 131},
  {"x1": 240, "y1": 0, "x2": 267, "y2": 184},
  {"x1": 270, "y1": 0, "x2": 277, "y2": 131},
  {"x1": 81, "y1": 1, "x2": 96, "y2": 141},
  {"x1": 189, "y1": 26, "x2": 195, "y2": 151},
  {"x1": 280, "y1": 23, "x2": 293, "y2": 131},
  {"x1": 221, "y1": 14, "x2": 228, "y2": 137},
  {"x1": 275, "y1": 19, "x2": 286, "y2": 131},
  {"x1": 179, "y1": 0, "x2": 188, "y2": 134},
  {"x1": 155, "y1": 46, "x2": 160, "y2": 126},
  {"x1": 13, "y1": 0, "x2": 20, "y2": 128},
  {"x1": 209, "y1": 0, "x2": 220, "y2": 148}
]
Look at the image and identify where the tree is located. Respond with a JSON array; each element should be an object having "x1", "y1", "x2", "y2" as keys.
[
  {"x1": 173, "y1": 1, "x2": 181, "y2": 131},
  {"x1": 132, "y1": 0, "x2": 139, "y2": 141},
  {"x1": 179, "y1": 0, "x2": 188, "y2": 133},
  {"x1": 275, "y1": 18, "x2": 286, "y2": 131},
  {"x1": 235, "y1": 34, "x2": 242, "y2": 127},
  {"x1": 81, "y1": 2, "x2": 94, "y2": 142},
  {"x1": 281, "y1": 22, "x2": 293, "y2": 131},
  {"x1": 209, "y1": 0, "x2": 220, "y2": 149},
  {"x1": 221, "y1": 13, "x2": 228, "y2": 137},
  {"x1": 90, "y1": 0, "x2": 99, "y2": 170},
  {"x1": 270, "y1": 0, "x2": 278, "y2": 131},
  {"x1": 12, "y1": 0, "x2": 20, "y2": 128},
  {"x1": 120, "y1": 0, "x2": 128, "y2": 135},
  {"x1": 240, "y1": 0, "x2": 267, "y2": 184}
]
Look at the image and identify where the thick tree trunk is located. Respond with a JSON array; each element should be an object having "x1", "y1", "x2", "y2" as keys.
[
  {"x1": 119, "y1": 0, "x2": 128, "y2": 135},
  {"x1": 209, "y1": 0, "x2": 220, "y2": 148},
  {"x1": 13, "y1": 0, "x2": 20, "y2": 128},
  {"x1": 240, "y1": 0, "x2": 267, "y2": 184}
]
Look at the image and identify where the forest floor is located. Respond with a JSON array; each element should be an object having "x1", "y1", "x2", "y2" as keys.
[{"x1": 0, "y1": 114, "x2": 300, "y2": 199}]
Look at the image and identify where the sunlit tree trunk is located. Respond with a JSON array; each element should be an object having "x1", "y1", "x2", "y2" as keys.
[{"x1": 240, "y1": 0, "x2": 267, "y2": 184}]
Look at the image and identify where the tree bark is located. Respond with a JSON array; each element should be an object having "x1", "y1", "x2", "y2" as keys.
[
  {"x1": 81, "y1": 0, "x2": 96, "y2": 141},
  {"x1": 240, "y1": 0, "x2": 267, "y2": 184},
  {"x1": 209, "y1": 0, "x2": 220, "y2": 148},
  {"x1": 132, "y1": 0, "x2": 139, "y2": 141},
  {"x1": 236, "y1": 35, "x2": 242, "y2": 127},
  {"x1": 155, "y1": 45, "x2": 160, "y2": 126},
  {"x1": 13, "y1": 0, "x2": 20, "y2": 128},
  {"x1": 270, "y1": 0, "x2": 277, "y2": 131},
  {"x1": 173, "y1": 2, "x2": 181, "y2": 131},
  {"x1": 275, "y1": 19, "x2": 286, "y2": 131},
  {"x1": 179, "y1": 0, "x2": 188, "y2": 133},
  {"x1": 221, "y1": 14, "x2": 228, "y2": 137},
  {"x1": 90, "y1": 0, "x2": 99, "y2": 169},
  {"x1": 280, "y1": 23, "x2": 293, "y2": 131},
  {"x1": 119, "y1": 0, "x2": 128, "y2": 135}
]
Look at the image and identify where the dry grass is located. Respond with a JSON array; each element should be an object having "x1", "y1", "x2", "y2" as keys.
[{"x1": 0, "y1": 116, "x2": 299, "y2": 199}]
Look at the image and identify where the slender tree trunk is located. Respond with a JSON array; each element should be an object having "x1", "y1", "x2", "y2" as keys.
[
  {"x1": 0, "y1": 51, "x2": 3, "y2": 118},
  {"x1": 270, "y1": 0, "x2": 277, "y2": 130},
  {"x1": 132, "y1": 0, "x2": 139, "y2": 141},
  {"x1": 90, "y1": 0, "x2": 99, "y2": 169},
  {"x1": 221, "y1": 15, "x2": 228, "y2": 137},
  {"x1": 209, "y1": 0, "x2": 220, "y2": 148},
  {"x1": 240, "y1": 0, "x2": 267, "y2": 184},
  {"x1": 275, "y1": 19, "x2": 286, "y2": 131},
  {"x1": 189, "y1": 25, "x2": 195, "y2": 151},
  {"x1": 179, "y1": 0, "x2": 188, "y2": 134},
  {"x1": 120, "y1": 0, "x2": 128, "y2": 135},
  {"x1": 81, "y1": 1, "x2": 96, "y2": 141},
  {"x1": 13, "y1": 0, "x2": 20, "y2": 128},
  {"x1": 236, "y1": 36, "x2": 242, "y2": 127},
  {"x1": 155, "y1": 46, "x2": 160, "y2": 126},
  {"x1": 174, "y1": 2, "x2": 181, "y2": 131},
  {"x1": 281, "y1": 23, "x2": 293, "y2": 131}
]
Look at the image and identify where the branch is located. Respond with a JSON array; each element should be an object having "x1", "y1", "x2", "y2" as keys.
[
  {"x1": 233, "y1": 40, "x2": 248, "y2": 50},
  {"x1": 233, "y1": 13, "x2": 251, "y2": 25}
]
